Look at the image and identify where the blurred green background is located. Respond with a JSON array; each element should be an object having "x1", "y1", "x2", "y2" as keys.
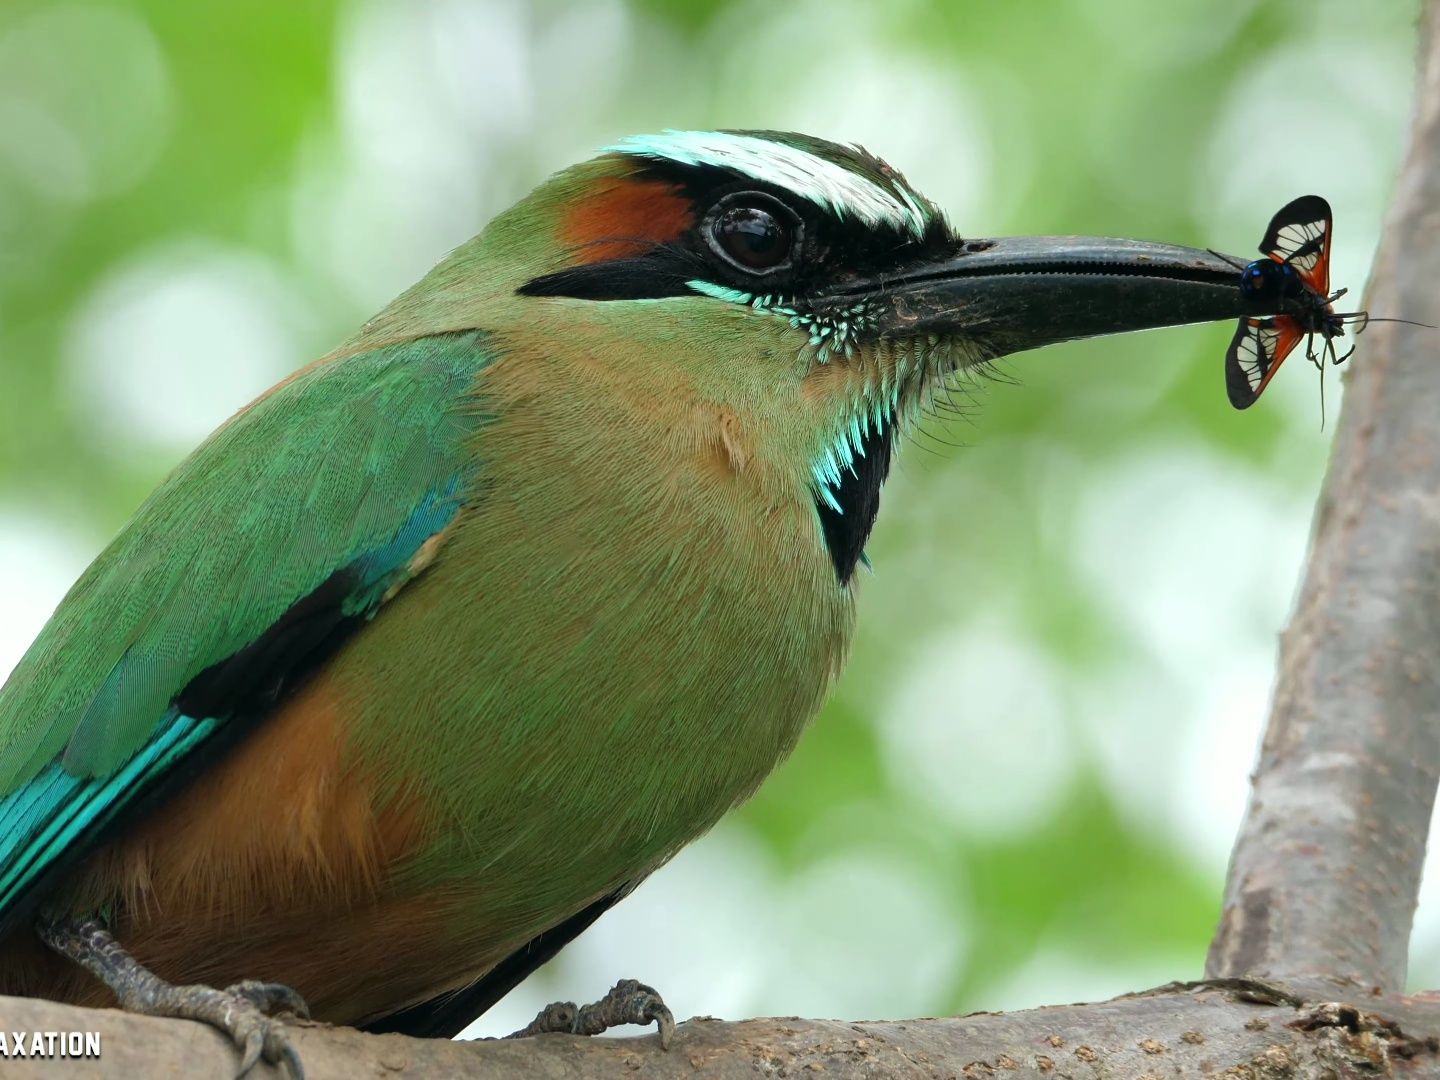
[{"x1": 0, "y1": 0, "x2": 1433, "y2": 1032}]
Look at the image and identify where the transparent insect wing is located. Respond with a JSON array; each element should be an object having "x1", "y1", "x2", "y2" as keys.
[
  {"x1": 1259, "y1": 194, "x2": 1333, "y2": 294},
  {"x1": 1226, "y1": 316, "x2": 1304, "y2": 410}
]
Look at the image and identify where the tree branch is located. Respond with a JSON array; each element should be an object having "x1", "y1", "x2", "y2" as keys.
[
  {"x1": 1206, "y1": 0, "x2": 1440, "y2": 992},
  {"x1": 2, "y1": 983, "x2": 1439, "y2": 1079}
]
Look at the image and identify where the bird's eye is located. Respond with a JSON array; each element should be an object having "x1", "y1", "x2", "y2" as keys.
[{"x1": 706, "y1": 196, "x2": 797, "y2": 275}]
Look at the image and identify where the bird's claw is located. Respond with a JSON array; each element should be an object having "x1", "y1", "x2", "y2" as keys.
[
  {"x1": 154, "y1": 980, "x2": 306, "y2": 1079},
  {"x1": 228, "y1": 978, "x2": 312, "y2": 1020},
  {"x1": 35, "y1": 915, "x2": 306, "y2": 1079},
  {"x1": 574, "y1": 979, "x2": 674, "y2": 1048},
  {"x1": 508, "y1": 978, "x2": 674, "y2": 1049}
]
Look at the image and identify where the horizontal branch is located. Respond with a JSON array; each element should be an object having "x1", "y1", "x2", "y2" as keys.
[{"x1": 2, "y1": 984, "x2": 1439, "y2": 1079}]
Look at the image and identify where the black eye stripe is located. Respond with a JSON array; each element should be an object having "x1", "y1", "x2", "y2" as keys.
[{"x1": 518, "y1": 159, "x2": 954, "y2": 303}]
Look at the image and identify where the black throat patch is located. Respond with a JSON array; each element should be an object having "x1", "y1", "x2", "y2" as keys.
[{"x1": 814, "y1": 418, "x2": 894, "y2": 584}]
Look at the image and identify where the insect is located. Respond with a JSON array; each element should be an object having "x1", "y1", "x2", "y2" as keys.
[{"x1": 1221, "y1": 194, "x2": 1369, "y2": 411}]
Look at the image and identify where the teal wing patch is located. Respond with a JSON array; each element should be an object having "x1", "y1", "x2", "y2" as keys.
[{"x1": 0, "y1": 330, "x2": 493, "y2": 926}]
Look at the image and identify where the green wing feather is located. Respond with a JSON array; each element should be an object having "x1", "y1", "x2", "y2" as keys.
[{"x1": 0, "y1": 330, "x2": 492, "y2": 923}]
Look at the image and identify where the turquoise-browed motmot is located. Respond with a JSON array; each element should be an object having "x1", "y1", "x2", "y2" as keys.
[{"x1": 0, "y1": 131, "x2": 1297, "y2": 1073}]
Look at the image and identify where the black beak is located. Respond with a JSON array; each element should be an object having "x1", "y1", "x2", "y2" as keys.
[{"x1": 833, "y1": 235, "x2": 1295, "y2": 357}]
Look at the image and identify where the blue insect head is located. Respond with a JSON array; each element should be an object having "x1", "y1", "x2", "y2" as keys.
[{"x1": 1239, "y1": 259, "x2": 1304, "y2": 302}]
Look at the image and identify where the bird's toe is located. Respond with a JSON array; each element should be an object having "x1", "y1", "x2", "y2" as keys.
[
  {"x1": 227, "y1": 978, "x2": 311, "y2": 1020},
  {"x1": 507, "y1": 977, "x2": 674, "y2": 1049},
  {"x1": 160, "y1": 982, "x2": 300, "y2": 1078}
]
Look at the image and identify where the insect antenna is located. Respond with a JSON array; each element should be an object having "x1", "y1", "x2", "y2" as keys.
[
  {"x1": 1207, "y1": 248, "x2": 1248, "y2": 271},
  {"x1": 1351, "y1": 315, "x2": 1437, "y2": 329}
]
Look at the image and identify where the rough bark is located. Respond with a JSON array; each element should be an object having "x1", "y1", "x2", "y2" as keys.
[
  {"x1": 3, "y1": 3, "x2": 1440, "y2": 1078},
  {"x1": 1, "y1": 981, "x2": 1440, "y2": 1079}
]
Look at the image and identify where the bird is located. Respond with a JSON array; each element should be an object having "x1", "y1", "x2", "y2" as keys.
[{"x1": 0, "y1": 129, "x2": 1292, "y2": 1075}]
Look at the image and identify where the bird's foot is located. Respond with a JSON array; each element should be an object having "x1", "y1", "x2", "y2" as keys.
[
  {"x1": 38, "y1": 913, "x2": 308, "y2": 1078},
  {"x1": 507, "y1": 978, "x2": 674, "y2": 1049}
]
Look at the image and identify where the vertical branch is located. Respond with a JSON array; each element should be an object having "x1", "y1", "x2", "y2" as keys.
[{"x1": 1207, "y1": 0, "x2": 1440, "y2": 992}]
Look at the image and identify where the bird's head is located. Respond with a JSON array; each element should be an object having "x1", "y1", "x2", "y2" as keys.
[{"x1": 364, "y1": 130, "x2": 1292, "y2": 583}]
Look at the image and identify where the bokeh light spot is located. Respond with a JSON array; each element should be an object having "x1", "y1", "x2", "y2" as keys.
[{"x1": 64, "y1": 243, "x2": 311, "y2": 452}]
